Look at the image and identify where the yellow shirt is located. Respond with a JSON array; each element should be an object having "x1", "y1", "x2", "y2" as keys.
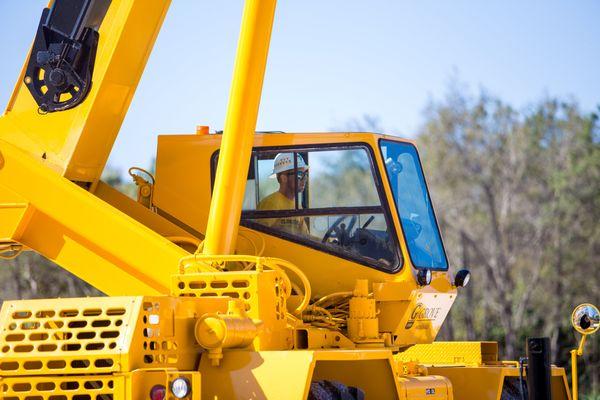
[{"x1": 256, "y1": 191, "x2": 309, "y2": 236}]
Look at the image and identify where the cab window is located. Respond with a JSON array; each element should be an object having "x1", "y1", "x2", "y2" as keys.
[
  {"x1": 236, "y1": 145, "x2": 401, "y2": 272},
  {"x1": 379, "y1": 140, "x2": 448, "y2": 270}
]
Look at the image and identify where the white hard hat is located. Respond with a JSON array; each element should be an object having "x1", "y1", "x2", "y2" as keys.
[{"x1": 270, "y1": 153, "x2": 308, "y2": 177}]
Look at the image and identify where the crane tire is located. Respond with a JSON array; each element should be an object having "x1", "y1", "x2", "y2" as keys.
[
  {"x1": 307, "y1": 380, "x2": 365, "y2": 400},
  {"x1": 500, "y1": 377, "x2": 527, "y2": 400}
]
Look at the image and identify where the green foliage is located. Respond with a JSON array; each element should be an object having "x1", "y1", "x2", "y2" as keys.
[
  {"x1": 0, "y1": 252, "x2": 103, "y2": 306},
  {"x1": 582, "y1": 393, "x2": 600, "y2": 400},
  {"x1": 101, "y1": 166, "x2": 138, "y2": 199},
  {"x1": 417, "y1": 86, "x2": 600, "y2": 396},
  {"x1": 310, "y1": 149, "x2": 380, "y2": 208}
]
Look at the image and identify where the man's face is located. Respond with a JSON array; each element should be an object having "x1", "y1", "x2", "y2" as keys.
[{"x1": 280, "y1": 169, "x2": 308, "y2": 193}]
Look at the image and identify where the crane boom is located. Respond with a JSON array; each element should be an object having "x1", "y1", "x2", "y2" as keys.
[
  {"x1": 202, "y1": 0, "x2": 277, "y2": 256},
  {"x1": 0, "y1": 140, "x2": 187, "y2": 295},
  {"x1": 0, "y1": 0, "x2": 216, "y2": 295}
]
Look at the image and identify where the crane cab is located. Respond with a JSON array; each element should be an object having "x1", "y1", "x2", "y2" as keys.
[{"x1": 153, "y1": 132, "x2": 454, "y2": 299}]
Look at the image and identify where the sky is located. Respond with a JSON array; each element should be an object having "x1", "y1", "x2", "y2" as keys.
[{"x1": 1, "y1": 1, "x2": 599, "y2": 172}]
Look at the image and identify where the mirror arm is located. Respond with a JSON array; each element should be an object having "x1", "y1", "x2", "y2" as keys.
[
  {"x1": 570, "y1": 334, "x2": 588, "y2": 400},
  {"x1": 576, "y1": 333, "x2": 587, "y2": 356},
  {"x1": 571, "y1": 348, "x2": 579, "y2": 400}
]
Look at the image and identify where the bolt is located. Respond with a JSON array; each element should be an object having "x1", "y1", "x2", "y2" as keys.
[{"x1": 48, "y1": 69, "x2": 66, "y2": 87}]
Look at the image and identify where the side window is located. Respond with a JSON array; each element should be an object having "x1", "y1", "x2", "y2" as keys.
[{"x1": 239, "y1": 146, "x2": 401, "y2": 271}]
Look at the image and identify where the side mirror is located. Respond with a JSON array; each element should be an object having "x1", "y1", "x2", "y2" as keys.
[
  {"x1": 569, "y1": 303, "x2": 599, "y2": 399},
  {"x1": 571, "y1": 303, "x2": 599, "y2": 335},
  {"x1": 454, "y1": 269, "x2": 471, "y2": 288}
]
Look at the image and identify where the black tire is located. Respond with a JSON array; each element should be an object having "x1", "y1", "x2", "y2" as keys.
[
  {"x1": 308, "y1": 380, "x2": 365, "y2": 400},
  {"x1": 500, "y1": 377, "x2": 527, "y2": 400}
]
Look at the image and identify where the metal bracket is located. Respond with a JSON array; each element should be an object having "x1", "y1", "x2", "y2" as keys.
[{"x1": 23, "y1": 0, "x2": 111, "y2": 113}]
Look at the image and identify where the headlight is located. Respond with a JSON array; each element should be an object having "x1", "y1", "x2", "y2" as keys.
[
  {"x1": 171, "y1": 377, "x2": 191, "y2": 399},
  {"x1": 416, "y1": 269, "x2": 431, "y2": 286}
]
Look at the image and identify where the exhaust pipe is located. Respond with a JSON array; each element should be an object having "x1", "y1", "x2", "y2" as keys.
[{"x1": 526, "y1": 337, "x2": 552, "y2": 400}]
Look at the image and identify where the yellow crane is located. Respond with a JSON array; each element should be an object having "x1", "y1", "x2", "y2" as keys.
[{"x1": 0, "y1": 1, "x2": 597, "y2": 399}]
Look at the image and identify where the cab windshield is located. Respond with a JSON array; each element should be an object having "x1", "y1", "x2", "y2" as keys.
[
  {"x1": 379, "y1": 140, "x2": 448, "y2": 270},
  {"x1": 218, "y1": 144, "x2": 402, "y2": 272}
]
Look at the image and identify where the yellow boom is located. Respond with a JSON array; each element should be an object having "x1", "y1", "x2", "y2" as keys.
[
  {"x1": 203, "y1": 0, "x2": 277, "y2": 256},
  {"x1": 0, "y1": 0, "x2": 216, "y2": 294}
]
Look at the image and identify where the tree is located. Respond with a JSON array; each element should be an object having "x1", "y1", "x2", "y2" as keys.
[{"x1": 418, "y1": 86, "x2": 599, "y2": 393}]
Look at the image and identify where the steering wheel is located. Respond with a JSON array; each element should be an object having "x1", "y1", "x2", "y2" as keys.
[
  {"x1": 361, "y1": 215, "x2": 375, "y2": 229},
  {"x1": 321, "y1": 215, "x2": 357, "y2": 244}
]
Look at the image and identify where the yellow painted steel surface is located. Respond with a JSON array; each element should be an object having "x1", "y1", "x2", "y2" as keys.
[
  {"x1": 2, "y1": 374, "x2": 126, "y2": 399},
  {"x1": 154, "y1": 132, "x2": 458, "y2": 347},
  {"x1": 0, "y1": 296, "x2": 210, "y2": 375},
  {"x1": 0, "y1": 141, "x2": 192, "y2": 295},
  {"x1": 171, "y1": 269, "x2": 293, "y2": 351},
  {"x1": 395, "y1": 341, "x2": 499, "y2": 366},
  {"x1": 0, "y1": 0, "x2": 171, "y2": 184},
  {"x1": 0, "y1": 293, "x2": 449, "y2": 399},
  {"x1": 198, "y1": 349, "x2": 403, "y2": 399},
  {"x1": 0, "y1": 202, "x2": 33, "y2": 243},
  {"x1": 203, "y1": 0, "x2": 278, "y2": 256},
  {"x1": 93, "y1": 180, "x2": 201, "y2": 244},
  {"x1": 0, "y1": 292, "x2": 573, "y2": 399},
  {"x1": 396, "y1": 376, "x2": 453, "y2": 400},
  {"x1": 428, "y1": 365, "x2": 571, "y2": 400},
  {"x1": 0, "y1": 295, "x2": 208, "y2": 399},
  {"x1": 127, "y1": 370, "x2": 200, "y2": 400},
  {"x1": 154, "y1": 133, "x2": 428, "y2": 294},
  {"x1": 1, "y1": 370, "x2": 201, "y2": 400}
]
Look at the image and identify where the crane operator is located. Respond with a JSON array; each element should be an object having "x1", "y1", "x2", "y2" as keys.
[{"x1": 257, "y1": 153, "x2": 310, "y2": 236}]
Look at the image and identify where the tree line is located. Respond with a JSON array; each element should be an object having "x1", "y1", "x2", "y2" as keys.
[{"x1": 417, "y1": 87, "x2": 599, "y2": 396}]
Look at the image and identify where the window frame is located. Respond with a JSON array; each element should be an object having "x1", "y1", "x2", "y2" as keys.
[
  {"x1": 378, "y1": 139, "x2": 449, "y2": 271},
  {"x1": 210, "y1": 142, "x2": 403, "y2": 273}
]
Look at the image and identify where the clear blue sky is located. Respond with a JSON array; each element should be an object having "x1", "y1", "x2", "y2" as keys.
[{"x1": 1, "y1": 1, "x2": 599, "y2": 172}]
